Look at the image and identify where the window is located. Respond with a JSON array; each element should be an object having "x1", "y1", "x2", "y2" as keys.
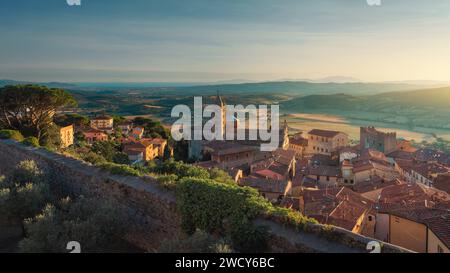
[
  {"x1": 326, "y1": 176, "x2": 330, "y2": 181},
  {"x1": 368, "y1": 216, "x2": 373, "y2": 221}
]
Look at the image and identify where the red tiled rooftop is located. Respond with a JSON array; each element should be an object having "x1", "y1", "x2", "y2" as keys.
[
  {"x1": 289, "y1": 137, "x2": 308, "y2": 146},
  {"x1": 434, "y1": 173, "x2": 450, "y2": 194},
  {"x1": 308, "y1": 129, "x2": 343, "y2": 138},
  {"x1": 307, "y1": 165, "x2": 341, "y2": 177}
]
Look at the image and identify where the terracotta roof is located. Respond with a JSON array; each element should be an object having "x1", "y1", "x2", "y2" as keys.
[
  {"x1": 307, "y1": 165, "x2": 341, "y2": 177},
  {"x1": 132, "y1": 127, "x2": 144, "y2": 133},
  {"x1": 395, "y1": 158, "x2": 414, "y2": 173},
  {"x1": 301, "y1": 187, "x2": 374, "y2": 231},
  {"x1": 387, "y1": 150, "x2": 415, "y2": 160},
  {"x1": 140, "y1": 138, "x2": 166, "y2": 146},
  {"x1": 424, "y1": 213, "x2": 450, "y2": 248},
  {"x1": 251, "y1": 149, "x2": 295, "y2": 173},
  {"x1": 254, "y1": 169, "x2": 285, "y2": 181},
  {"x1": 308, "y1": 129, "x2": 344, "y2": 138},
  {"x1": 434, "y1": 173, "x2": 450, "y2": 194},
  {"x1": 411, "y1": 162, "x2": 449, "y2": 178},
  {"x1": 414, "y1": 149, "x2": 450, "y2": 166},
  {"x1": 289, "y1": 137, "x2": 308, "y2": 146},
  {"x1": 309, "y1": 154, "x2": 338, "y2": 166},
  {"x1": 123, "y1": 141, "x2": 147, "y2": 150},
  {"x1": 378, "y1": 183, "x2": 449, "y2": 208},
  {"x1": 79, "y1": 127, "x2": 107, "y2": 134},
  {"x1": 204, "y1": 141, "x2": 257, "y2": 156},
  {"x1": 352, "y1": 154, "x2": 398, "y2": 176},
  {"x1": 352, "y1": 176, "x2": 403, "y2": 194}
]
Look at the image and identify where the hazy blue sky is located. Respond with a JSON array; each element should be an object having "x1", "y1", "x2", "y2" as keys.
[{"x1": 1, "y1": 0, "x2": 450, "y2": 82}]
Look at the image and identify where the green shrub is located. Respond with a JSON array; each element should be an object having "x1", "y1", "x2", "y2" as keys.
[
  {"x1": 176, "y1": 177, "x2": 272, "y2": 252},
  {"x1": 81, "y1": 151, "x2": 107, "y2": 165},
  {"x1": 270, "y1": 206, "x2": 318, "y2": 231},
  {"x1": 209, "y1": 168, "x2": 235, "y2": 185},
  {"x1": 98, "y1": 162, "x2": 141, "y2": 177},
  {"x1": 153, "y1": 160, "x2": 235, "y2": 185},
  {"x1": 0, "y1": 130, "x2": 24, "y2": 141},
  {"x1": 156, "y1": 174, "x2": 179, "y2": 190},
  {"x1": 22, "y1": 137, "x2": 40, "y2": 147}
]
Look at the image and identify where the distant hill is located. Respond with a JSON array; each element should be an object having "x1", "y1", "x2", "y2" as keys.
[
  {"x1": 283, "y1": 86, "x2": 450, "y2": 110},
  {"x1": 281, "y1": 86, "x2": 450, "y2": 130},
  {"x1": 171, "y1": 81, "x2": 433, "y2": 96},
  {"x1": 0, "y1": 79, "x2": 77, "y2": 89},
  {"x1": 282, "y1": 93, "x2": 365, "y2": 110},
  {"x1": 1, "y1": 79, "x2": 442, "y2": 97},
  {"x1": 284, "y1": 76, "x2": 362, "y2": 83},
  {"x1": 373, "y1": 86, "x2": 450, "y2": 108}
]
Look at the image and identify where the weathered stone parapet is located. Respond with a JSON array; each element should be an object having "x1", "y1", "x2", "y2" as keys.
[{"x1": 0, "y1": 140, "x2": 412, "y2": 253}]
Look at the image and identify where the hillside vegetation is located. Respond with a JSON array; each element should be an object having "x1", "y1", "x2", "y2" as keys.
[{"x1": 282, "y1": 86, "x2": 450, "y2": 130}]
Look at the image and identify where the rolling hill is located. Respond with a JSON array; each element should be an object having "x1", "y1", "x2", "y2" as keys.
[{"x1": 281, "y1": 86, "x2": 450, "y2": 130}]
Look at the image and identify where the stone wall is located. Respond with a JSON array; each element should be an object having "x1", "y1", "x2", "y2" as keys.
[
  {"x1": 0, "y1": 140, "x2": 181, "y2": 251},
  {"x1": 0, "y1": 140, "x2": 411, "y2": 253}
]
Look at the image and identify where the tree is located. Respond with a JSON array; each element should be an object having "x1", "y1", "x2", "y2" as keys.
[
  {"x1": 113, "y1": 152, "x2": 130, "y2": 165},
  {"x1": 53, "y1": 113, "x2": 89, "y2": 127},
  {"x1": 39, "y1": 124, "x2": 62, "y2": 149},
  {"x1": 91, "y1": 141, "x2": 121, "y2": 162},
  {"x1": 0, "y1": 85, "x2": 76, "y2": 140},
  {"x1": 132, "y1": 117, "x2": 170, "y2": 139},
  {"x1": 112, "y1": 115, "x2": 125, "y2": 126}
]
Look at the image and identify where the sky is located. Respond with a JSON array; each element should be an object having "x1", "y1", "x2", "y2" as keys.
[{"x1": 1, "y1": 0, "x2": 450, "y2": 83}]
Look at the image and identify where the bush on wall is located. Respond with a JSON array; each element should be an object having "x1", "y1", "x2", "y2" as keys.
[{"x1": 0, "y1": 130, "x2": 24, "y2": 141}]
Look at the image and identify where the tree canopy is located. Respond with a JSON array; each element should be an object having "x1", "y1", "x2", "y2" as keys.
[{"x1": 0, "y1": 85, "x2": 76, "y2": 140}]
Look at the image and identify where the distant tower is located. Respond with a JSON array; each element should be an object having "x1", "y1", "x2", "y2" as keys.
[
  {"x1": 360, "y1": 126, "x2": 397, "y2": 154},
  {"x1": 216, "y1": 91, "x2": 227, "y2": 139},
  {"x1": 281, "y1": 120, "x2": 290, "y2": 149}
]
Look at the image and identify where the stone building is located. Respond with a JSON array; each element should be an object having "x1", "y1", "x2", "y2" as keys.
[
  {"x1": 90, "y1": 115, "x2": 114, "y2": 134},
  {"x1": 360, "y1": 126, "x2": 397, "y2": 155},
  {"x1": 306, "y1": 129, "x2": 348, "y2": 156},
  {"x1": 59, "y1": 124, "x2": 74, "y2": 148},
  {"x1": 288, "y1": 132, "x2": 308, "y2": 158}
]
